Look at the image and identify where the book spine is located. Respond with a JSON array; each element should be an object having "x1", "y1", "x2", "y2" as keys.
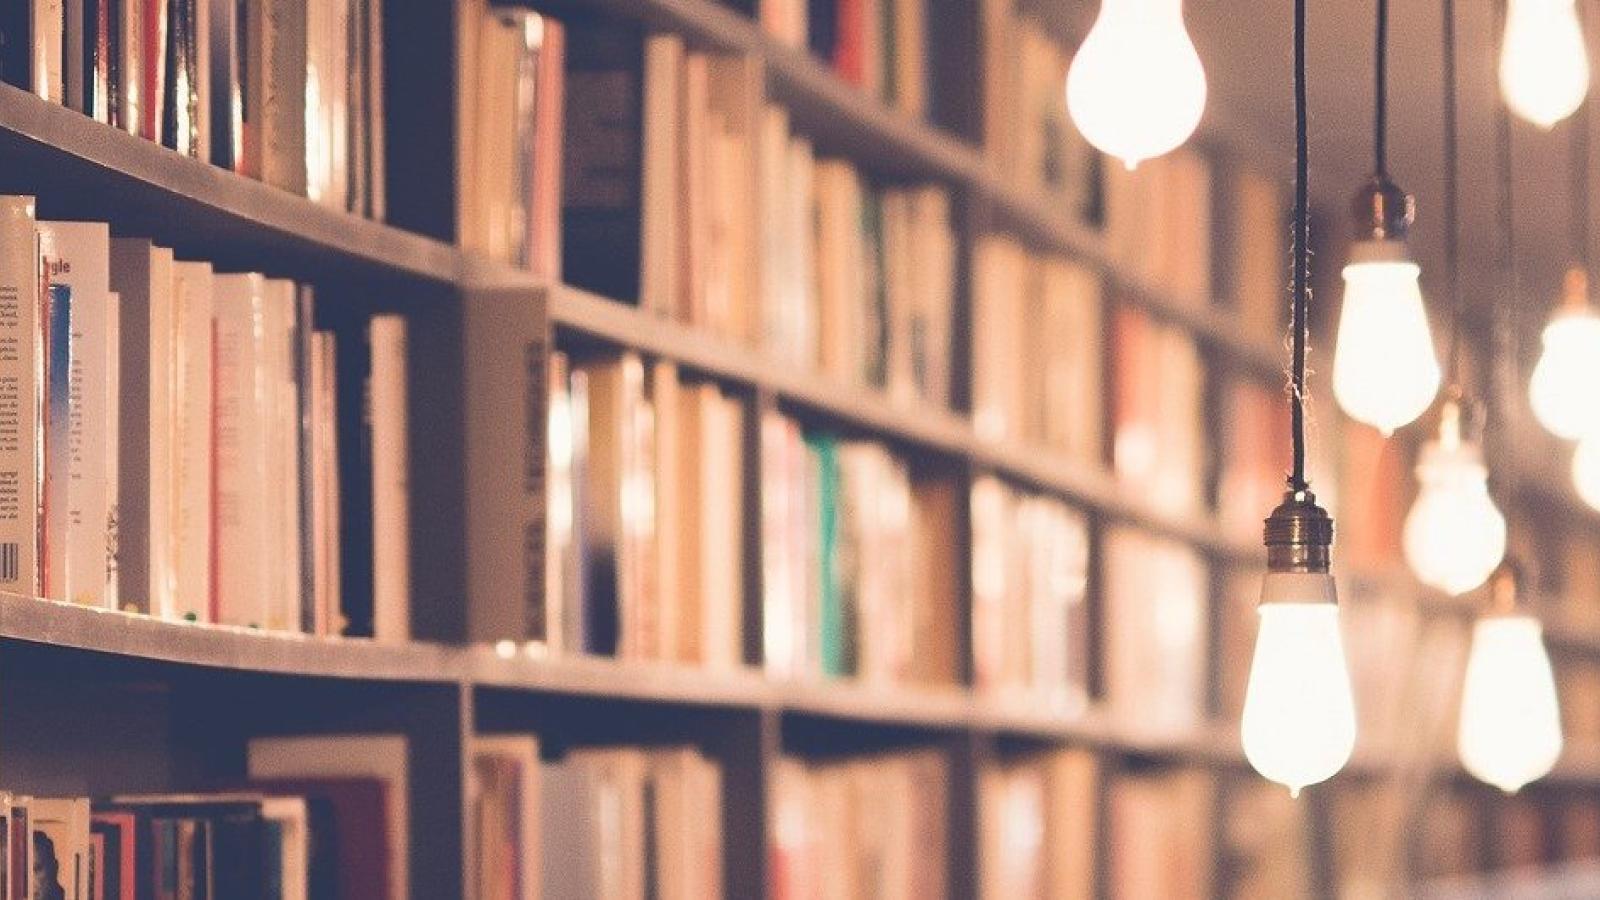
[
  {"x1": 103, "y1": 289, "x2": 119, "y2": 611},
  {"x1": 206, "y1": 0, "x2": 238, "y2": 168},
  {"x1": 42, "y1": 283, "x2": 70, "y2": 600},
  {"x1": 172, "y1": 263, "x2": 212, "y2": 622},
  {"x1": 267, "y1": 280, "x2": 300, "y2": 631},
  {"x1": 141, "y1": 0, "x2": 167, "y2": 141},
  {"x1": 260, "y1": 0, "x2": 307, "y2": 194},
  {"x1": 211, "y1": 274, "x2": 269, "y2": 628},
  {"x1": 32, "y1": 0, "x2": 65, "y2": 103},
  {"x1": 0, "y1": 198, "x2": 41, "y2": 596},
  {"x1": 367, "y1": 314, "x2": 409, "y2": 643},
  {"x1": 294, "y1": 287, "x2": 315, "y2": 633}
]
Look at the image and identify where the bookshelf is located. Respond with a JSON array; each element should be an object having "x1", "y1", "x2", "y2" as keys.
[{"x1": 3, "y1": 0, "x2": 1600, "y2": 897}]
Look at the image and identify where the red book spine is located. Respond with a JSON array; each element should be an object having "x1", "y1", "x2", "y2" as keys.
[{"x1": 834, "y1": 0, "x2": 864, "y2": 85}]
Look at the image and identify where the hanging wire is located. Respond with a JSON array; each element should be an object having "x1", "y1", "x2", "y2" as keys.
[
  {"x1": 1374, "y1": 0, "x2": 1391, "y2": 174},
  {"x1": 1289, "y1": 0, "x2": 1311, "y2": 492},
  {"x1": 1443, "y1": 0, "x2": 1465, "y2": 391},
  {"x1": 1491, "y1": 0, "x2": 1521, "y2": 504}
]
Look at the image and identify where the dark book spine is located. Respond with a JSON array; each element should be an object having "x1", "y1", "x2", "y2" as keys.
[
  {"x1": 0, "y1": 0, "x2": 32, "y2": 91},
  {"x1": 334, "y1": 323, "x2": 374, "y2": 637}
]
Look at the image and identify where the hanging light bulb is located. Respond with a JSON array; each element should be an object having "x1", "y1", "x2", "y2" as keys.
[
  {"x1": 1244, "y1": 0, "x2": 1356, "y2": 798},
  {"x1": 1499, "y1": 0, "x2": 1590, "y2": 129},
  {"x1": 1242, "y1": 494, "x2": 1358, "y2": 797},
  {"x1": 1530, "y1": 269, "x2": 1600, "y2": 440},
  {"x1": 1573, "y1": 435, "x2": 1600, "y2": 510},
  {"x1": 1332, "y1": 181, "x2": 1442, "y2": 434},
  {"x1": 1458, "y1": 562, "x2": 1563, "y2": 793},
  {"x1": 1065, "y1": 0, "x2": 1207, "y2": 170},
  {"x1": 1402, "y1": 401, "x2": 1507, "y2": 595}
]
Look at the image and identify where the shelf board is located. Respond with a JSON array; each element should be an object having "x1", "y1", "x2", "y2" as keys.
[
  {"x1": 468, "y1": 649, "x2": 774, "y2": 709},
  {"x1": 0, "y1": 83, "x2": 461, "y2": 286},
  {"x1": 0, "y1": 593, "x2": 460, "y2": 683}
]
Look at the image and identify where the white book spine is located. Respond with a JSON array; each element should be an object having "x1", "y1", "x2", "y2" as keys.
[
  {"x1": 148, "y1": 248, "x2": 177, "y2": 617},
  {"x1": 104, "y1": 290, "x2": 120, "y2": 609},
  {"x1": 212, "y1": 274, "x2": 270, "y2": 628},
  {"x1": 0, "y1": 198, "x2": 40, "y2": 596},
  {"x1": 37, "y1": 221, "x2": 113, "y2": 608},
  {"x1": 264, "y1": 279, "x2": 301, "y2": 632},
  {"x1": 172, "y1": 262, "x2": 214, "y2": 621},
  {"x1": 368, "y1": 314, "x2": 409, "y2": 643},
  {"x1": 32, "y1": 0, "x2": 65, "y2": 103}
]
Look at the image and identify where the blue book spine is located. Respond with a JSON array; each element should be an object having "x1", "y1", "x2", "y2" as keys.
[{"x1": 44, "y1": 282, "x2": 72, "y2": 600}]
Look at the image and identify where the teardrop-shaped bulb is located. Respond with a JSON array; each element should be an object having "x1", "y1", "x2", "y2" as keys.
[
  {"x1": 1065, "y1": 0, "x2": 1207, "y2": 169},
  {"x1": 1332, "y1": 240, "x2": 1441, "y2": 434},
  {"x1": 1458, "y1": 615, "x2": 1563, "y2": 793},
  {"x1": 1402, "y1": 412, "x2": 1506, "y2": 596},
  {"x1": 1530, "y1": 308, "x2": 1600, "y2": 440},
  {"x1": 1241, "y1": 575, "x2": 1357, "y2": 797},
  {"x1": 1500, "y1": 0, "x2": 1590, "y2": 129}
]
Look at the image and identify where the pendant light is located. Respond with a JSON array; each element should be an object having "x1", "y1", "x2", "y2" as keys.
[
  {"x1": 1331, "y1": 0, "x2": 1441, "y2": 435},
  {"x1": 1458, "y1": 562, "x2": 1564, "y2": 792},
  {"x1": 1530, "y1": 102, "x2": 1600, "y2": 441},
  {"x1": 1500, "y1": 0, "x2": 1590, "y2": 129},
  {"x1": 1240, "y1": 0, "x2": 1357, "y2": 798},
  {"x1": 1459, "y1": 52, "x2": 1563, "y2": 795},
  {"x1": 1403, "y1": 0, "x2": 1507, "y2": 597},
  {"x1": 1065, "y1": 0, "x2": 1207, "y2": 170}
]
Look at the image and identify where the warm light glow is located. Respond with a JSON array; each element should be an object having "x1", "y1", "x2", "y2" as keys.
[
  {"x1": 1332, "y1": 242, "x2": 1441, "y2": 434},
  {"x1": 1575, "y1": 437, "x2": 1600, "y2": 511},
  {"x1": 1499, "y1": 0, "x2": 1590, "y2": 129},
  {"x1": 1458, "y1": 616, "x2": 1563, "y2": 793},
  {"x1": 1530, "y1": 307, "x2": 1600, "y2": 440},
  {"x1": 1241, "y1": 578, "x2": 1357, "y2": 797},
  {"x1": 1403, "y1": 414, "x2": 1506, "y2": 596},
  {"x1": 1065, "y1": 0, "x2": 1207, "y2": 169}
]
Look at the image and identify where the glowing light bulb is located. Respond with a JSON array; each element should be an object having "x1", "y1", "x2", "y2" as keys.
[
  {"x1": 1065, "y1": 0, "x2": 1207, "y2": 170},
  {"x1": 1530, "y1": 271, "x2": 1600, "y2": 440},
  {"x1": 1499, "y1": 0, "x2": 1590, "y2": 129},
  {"x1": 1332, "y1": 240, "x2": 1441, "y2": 434},
  {"x1": 1574, "y1": 436, "x2": 1600, "y2": 511},
  {"x1": 1241, "y1": 575, "x2": 1358, "y2": 797},
  {"x1": 1402, "y1": 405, "x2": 1506, "y2": 596},
  {"x1": 1458, "y1": 615, "x2": 1563, "y2": 793}
]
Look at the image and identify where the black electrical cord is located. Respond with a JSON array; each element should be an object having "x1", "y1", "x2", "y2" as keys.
[
  {"x1": 1444, "y1": 0, "x2": 1464, "y2": 390},
  {"x1": 1374, "y1": 0, "x2": 1390, "y2": 175},
  {"x1": 1289, "y1": 0, "x2": 1310, "y2": 492},
  {"x1": 1492, "y1": 0, "x2": 1520, "y2": 503}
]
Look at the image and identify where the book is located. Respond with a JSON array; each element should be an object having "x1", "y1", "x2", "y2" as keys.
[
  {"x1": 1111, "y1": 306, "x2": 1203, "y2": 514},
  {"x1": 471, "y1": 736, "x2": 541, "y2": 900},
  {"x1": 170, "y1": 260, "x2": 212, "y2": 622},
  {"x1": 1108, "y1": 770, "x2": 1214, "y2": 899},
  {"x1": 1102, "y1": 527, "x2": 1208, "y2": 733},
  {"x1": 108, "y1": 238, "x2": 176, "y2": 616},
  {"x1": 368, "y1": 314, "x2": 409, "y2": 643},
  {"x1": 211, "y1": 273, "x2": 274, "y2": 629},
  {"x1": 41, "y1": 283, "x2": 71, "y2": 603},
  {"x1": 248, "y1": 733, "x2": 408, "y2": 899},
  {"x1": 36, "y1": 221, "x2": 118, "y2": 609},
  {"x1": 31, "y1": 797, "x2": 89, "y2": 900},
  {"x1": 0, "y1": 198, "x2": 40, "y2": 596}
]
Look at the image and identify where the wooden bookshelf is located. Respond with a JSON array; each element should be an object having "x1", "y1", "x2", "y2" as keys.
[{"x1": 2, "y1": 0, "x2": 1598, "y2": 896}]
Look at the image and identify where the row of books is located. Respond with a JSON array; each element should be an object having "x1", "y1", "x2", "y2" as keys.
[
  {"x1": 970, "y1": 476, "x2": 1090, "y2": 710},
  {"x1": 759, "y1": 411, "x2": 959, "y2": 684},
  {"x1": 758, "y1": 0, "x2": 928, "y2": 121},
  {"x1": 0, "y1": 0, "x2": 386, "y2": 217},
  {"x1": 0, "y1": 197, "x2": 409, "y2": 639},
  {"x1": 770, "y1": 750, "x2": 948, "y2": 899},
  {"x1": 537, "y1": 746, "x2": 724, "y2": 900},
  {"x1": 970, "y1": 236, "x2": 1102, "y2": 465},
  {"x1": 458, "y1": 2, "x2": 564, "y2": 274},
  {"x1": 977, "y1": 749, "x2": 1097, "y2": 900},
  {"x1": 541, "y1": 350, "x2": 745, "y2": 665},
  {"x1": 2, "y1": 733, "x2": 409, "y2": 900}
]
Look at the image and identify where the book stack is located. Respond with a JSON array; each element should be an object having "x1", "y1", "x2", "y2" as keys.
[
  {"x1": 1107, "y1": 769, "x2": 1215, "y2": 900},
  {"x1": 757, "y1": 0, "x2": 927, "y2": 119},
  {"x1": 1, "y1": 734, "x2": 409, "y2": 899},
  {"x1": 1111, "y1": 306, "x2": 1204, "y2": 515},
  {"x1": 0, "y1": 0, "x2": 387, "y2": 217},
  {"x1": 1, "y1": 196, "x2": 409, "y2": 639},
  {"x1": 759, "y1": 410, "x2": 959, "y2": 684},
  {"x1": 971, "y1": 236, "x2": 1103, "y2": 465},
  {"x1": 541, "y1": 746, "x2": 723, "y2": 900},
  {"x1": 970, "y1": 476, "x2": 1090, "y2": 712},
  {"x1": 769, "y1": 751, "x2": 948, "y2": 899},
  {"x1": 1102, "y1": 527, "x2": 1208, "y2": 733},
  {"x1": 1102, "y1": 150, "x2": 1214, "y2": 306},
  {"x1": 545, "y1": 350, "x2": 746, "y2": 666},
  {"x1": 978, "y1": 0, "x2": 1101, "y2": 225},
  {"x1": 457, "y1": 2, "x2": 565, "y2": 275},
  {"x1": 976, "y1": 749, "x2": 1098, "y2": 900}
]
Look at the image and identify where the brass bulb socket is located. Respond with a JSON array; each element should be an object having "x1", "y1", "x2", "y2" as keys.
[
  {"x1": 1263, "y1": 489, "x2": 1335, "y2": 574},
  {"x1": 1349, "y1": 174, "x2": 1415, "y2": 243}
]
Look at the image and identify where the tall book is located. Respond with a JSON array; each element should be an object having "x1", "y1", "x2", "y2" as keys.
[
  {"x1": 41, "y1": 283, "x2": 71, "y2": 602},
  {"x1": 36, "y1": 221, "x2": 118, "y2": 609},
  {"x1": 109, "y1": 238, "x2": 176, "y2": 616},
  {"x1": 0, "y1": 198, "x2": 40, "y2": 596},
  {"x1": 211, "y1": 273, "x2": 273, "y2": 628},
  {"x1": 171, "y1": 260, "x2": 213, "y2": 621},
  {"x1": 368, "y1": 314, "x2": 410, "y2": 643}
]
